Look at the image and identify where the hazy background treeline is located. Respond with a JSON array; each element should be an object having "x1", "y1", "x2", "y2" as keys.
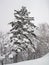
[{"x1": 0, "y1": 23, "x2": 49, "y2": 64}]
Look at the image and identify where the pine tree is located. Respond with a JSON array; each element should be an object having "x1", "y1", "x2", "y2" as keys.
[{"x1": 9, "y1": 6, "x2": 37, "y2": 57}]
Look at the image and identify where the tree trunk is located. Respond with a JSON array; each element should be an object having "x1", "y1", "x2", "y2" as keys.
[{"x1": 13, "y1": 55, "x2": 17, "y2": 63}]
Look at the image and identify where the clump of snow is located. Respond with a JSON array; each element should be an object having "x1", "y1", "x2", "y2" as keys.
[
  {"x1": 17, "y1": 49, "x2": 21, "y2": 52},
  {"x1": 0, "y1": 55, "x2": 5, "y2": 61},
  {"x1": 9, "y1": 54, "x2": 13, "y2": 59}
]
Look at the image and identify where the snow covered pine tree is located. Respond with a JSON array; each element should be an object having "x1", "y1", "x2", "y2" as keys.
[{"x1": 9, "y1": 6, "x2": 37, "y2": 62}]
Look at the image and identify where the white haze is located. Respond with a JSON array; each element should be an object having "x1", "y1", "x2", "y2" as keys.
[{"x1": 0, "y1": 0, "x2": 49, "y2": 33}]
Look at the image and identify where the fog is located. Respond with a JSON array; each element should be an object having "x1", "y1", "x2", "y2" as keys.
[{"x1": 0, "y1": 0, "x2": 49, "y2": 32}]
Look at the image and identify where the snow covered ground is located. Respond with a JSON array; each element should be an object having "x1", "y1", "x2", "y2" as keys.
[{"x1": 7, "y1": 53, "x2": 49, "y2": 65}]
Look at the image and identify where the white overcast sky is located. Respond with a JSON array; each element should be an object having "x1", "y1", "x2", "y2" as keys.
[{"x1": 0, "y1": 0, "x2": 49, "y2": 33}]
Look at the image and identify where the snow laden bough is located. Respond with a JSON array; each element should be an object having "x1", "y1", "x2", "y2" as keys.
[{"x1": 7, "y1": 6, "x2": 47, "y2": 63}]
